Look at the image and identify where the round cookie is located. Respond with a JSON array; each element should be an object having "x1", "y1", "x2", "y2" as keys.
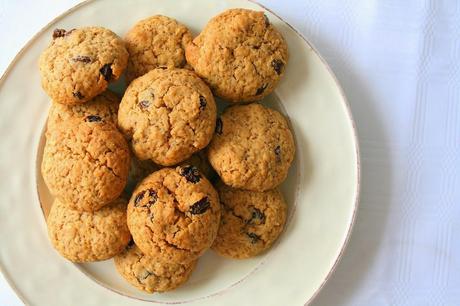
[
  {"x1": 125, "y1": 15, "x2": 192, "y2": 82},
  {"x1": 39, "y1": 27, "x2": 128, "y2": 105},
  {"x1": 42, "y1": 117, "x2": 130, "y2": 211},
  {"x1": 127, "y1": 167, "x2": 220, "y2": 264},
  {"x1": 114, "y1": 243, "x2": 197, "y2": 293},
  {"x1": 118, "y1": 68, "x2": 216, "y2": 166},
  {"x1": 47, "y1": 198, "x2": 131, "y2": 262},
  {"x1": 208, "y1": 103, "x2": 295, "y2": 191},
  {"x1": 186, "y1": 9, "x2": 288, "y2": 102},
  {"x1": 47, "y1": 90, "x2": 119, "y2": 131},
  {"x1": 212, "y1": 183, "x2": 287, "y2": 259}
]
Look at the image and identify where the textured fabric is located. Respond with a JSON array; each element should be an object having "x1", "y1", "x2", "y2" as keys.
[{"x1": 1, "y1": 1, "x2": 459, "y2": 305}]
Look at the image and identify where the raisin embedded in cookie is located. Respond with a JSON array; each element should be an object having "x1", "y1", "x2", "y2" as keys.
[
  {"x1": 114, "y1": 244, "x2": 197, "y2": 293},
  {"x1": 125, "y1": 15, "x2": 192, "y2": 82},
  {"x1": 47, "y1": 198, "x2": 131, "y2": 262},
  {"x1": 39, "y1": 27, "x2": 128, "y2": 105},
  {"x1": 41, "y1": 118, "x2": 130, "y2": 212},
  {"x1": 212, "y1": 183, "x2": 287, "y2": 259},
  {"x1": 47, "y1": 90, "x2": 119, "y2": 131},
  {"x1": 127, "y1": 167, "x2": 220, "y2": 264},
  {"x1": 118, "y1": 68, "x2": 216, "y2": 166},
  {"x1": 179, "y1": 150, "x2": 217, "y2": 182},
  {"x1": 186, "y1": 9, "x2": 288, "y2": 102},
  {"x1": 208, "y1": 103, "x2": 295, "y2": 191}
]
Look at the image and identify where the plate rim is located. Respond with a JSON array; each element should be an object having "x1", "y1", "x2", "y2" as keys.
[{"x1": 0, "y1": 0, "x2": 361, "y2": 305}]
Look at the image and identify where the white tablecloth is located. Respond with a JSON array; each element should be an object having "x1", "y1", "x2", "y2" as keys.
[{"x1": 1, "y1": 0, "x2": 459, "y2": 305}]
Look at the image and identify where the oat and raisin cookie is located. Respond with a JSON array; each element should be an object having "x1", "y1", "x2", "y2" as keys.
[
  {"x1": 47, "y1": 198, "x2": 131, "y2": 262},
  {"x1": 208, "y1": 103, "x2": 295, "y2": 191},
  {"x1": 125, "y1": 15, "x2": 192, "y2": 82},
  {"x1": 42, "y1": 117, "x2": 130, "y2": 211},
  {"x1": 127, "y1": 167, "x2": 220, "y2": 264},
  {"x1": 114, "y1": 243, "x2": 196, "y2": 293},
  {"x1": 185, "y1": 9, "x2": 288, "y2": 102},
  {"x1": 39, "y1": 27, "x2": 128, "y2": 105},
  {"x1": 212, "y1": 183, "x2": 287, "y2": 259},
  {"x1": 118, "y1": 68, "x2": 216, "y2": 166},
  {"x1": 47, "y1": 90, "x2": 119, "y2": 130}
]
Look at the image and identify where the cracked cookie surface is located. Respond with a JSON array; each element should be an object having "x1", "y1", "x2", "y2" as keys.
[
  {"x1": 39, "y1": 27, "x2": 128, "y2": 105},
  {"x1": 125, "y1": 15, "x2": 192, "y2": 82},
  {"x1": 185, "y1": 8, "x2": 288, "y2": 102},
  {"x1": 47, "y1": 90, "x2": 119, "y2": 131},
  {"x1": 127, "y1": 167, "x2": 220, "y2": 264},
  {"x1": 42, "y1": 117, "x2": 130, "y2": 211},
  {"x1": 47, "y1": 198, "x2": 131, "y2": 262},
  {"x1": 118, "y1": 68, "x2": 216, "y2": 166},
  {"x1": 114, "y1": 244, "x2": 196, "y2": 293},
  {"x1": 208, "y1": 103, "x2": 295, "y2": 191},
  {"x1": 212, "y1": 183, "x2": 287, "y2": 259}
]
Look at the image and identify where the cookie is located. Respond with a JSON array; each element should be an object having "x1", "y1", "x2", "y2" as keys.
[
  {"x1": 114, "y1": 243, "x2": 196, "y2": 293},
  {"x1": 212, "y1": 183, "x2": 287, "y2": 259},
  {"x1": 127, "y1": 167, "x2": 220, "y2": 264},
  {"x1": 186, "y1": 9, "x2": 288, "y2": 102},
  {"x1": 47, "y1": 90, "x2": 119, "y2": 131},
  {"x1": 208, "y1": 103, "x2": 295, "y2": 191},
  {"x1": 41, "y1": 117, "x2": 130, "y2": 211},
  {"x1": 118, "y1": 68, "x2": 216, "y2": 166},
  {"x1": 39, "y1": 27, "x2": 128, "y2": 105},
  {"x1": 47, "y1": 198, "x2": 131, "y2": 262},
  {"x1": 125, "y1": 15, "x2": 192, "y2": 82},
  {"x1": 179, "y1": 150, "x2": 217, "y2": 182}
]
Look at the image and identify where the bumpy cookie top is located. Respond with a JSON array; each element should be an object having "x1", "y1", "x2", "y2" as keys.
[
  {"x1": 39, "y1": 27, "x2": 128, "y2": 105},
  {"x1": 212, "y1": 183, "x2": 287, "y2": 259},
  {"x1": 127, "y1": 167, "x2": 220, "y2": 264},
  {"x1": 42, "y1": 117, "x2": 130, "y2": 211},
  {"x1": 185, "y1": 9, "x2": 288, "y2": 102},
  {"x1": 47, "y1": 198, "x2": 131, "y2": 262},
  {"x1": 208, "y1": 103, "x2": 295, "y2": 191},
  {"x1": 114, "y1": 244, "x2": 197, "y2": 293},
  {"x1": 125, "y1": 15, "x2": 192, "y2": 82},
  {"x1": 47, "y1": 90, "x2": 119, "y2": 131},
  {"x1": 118, "y1": 68, "x2": 216, "y2": 166}
]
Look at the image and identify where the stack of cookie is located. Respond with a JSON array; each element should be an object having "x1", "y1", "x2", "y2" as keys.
[{"x1": 39, "y1": 8, "x2": 295, "y2": 294}]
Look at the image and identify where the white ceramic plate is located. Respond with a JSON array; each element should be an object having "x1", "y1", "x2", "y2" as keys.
[{"x1": 0, "y1": 0, "x2": 359, "y2": 305}]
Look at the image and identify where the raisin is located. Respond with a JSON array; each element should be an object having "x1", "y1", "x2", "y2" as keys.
[
  {"x1": 199, "y1": 96, "x2": 207, "y2": 110},
  {"x1": 126, "y1": 240, "x2": 135, "y2": 249},
  {"x1": 215, "y1": 118, "x2": 223, "y2": 135},
  {"x1": 158, "y1": 66, "x2": 167, "y2": 69},
  {"x1": 246, "y1": 232, "x2": 261, "y2": 244},
  {"x1": 248, "y1": 208, "x2": 266, "y2": 224},
  {"x1": 100, "y1": 64, "x2": 113, "y2": 81},
  {"x1": 271, "y1": 59, "x2": 284, "y2": 75},
  {"x1": 275, "y1": 145, "x2": 281, "y2": 162},
  {"x1": 52, "y1": 29, "x2": 67, "y2": 39},
  {"x1": 147, "y1": 189, "x2": 158, "y2": 205},
  {"x1": 180, "y1": 165, "x2": 201, "y2": 183},
  {"x1": 85, "y1": 115, "x2": 102, "y2": 122},
  {"x1": 72, "y1": 91, "x2": 84, "y2": 100},
  {"x1": 72, "y1": 55, "x2": 91, "y2": 63},
  {"x1": 138, "y1": 100, "x2": 150, "y2": 109},
  {"x1": 134, "y1": 190, "x2": 146, "y2": 206},
  {"x1": 190, "y1": 197, "x2": 210, "y2": 215},
  {"x1": 264, "y1": 14, "x2": 270, "y2": 27},
  {"x1": 256, "y1": 84, "x2": 268, "y2": 95}
]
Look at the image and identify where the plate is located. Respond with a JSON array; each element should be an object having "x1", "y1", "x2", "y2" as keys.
[{"x1": 0, "y1": 0, "x2": 359, "y2": 305}]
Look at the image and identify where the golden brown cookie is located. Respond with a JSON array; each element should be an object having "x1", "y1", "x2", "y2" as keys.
[
  {"x1": 41, "y1": 117, "x2": 130, "y2": 212},
  {"x1": 127, "y1": 167, "x2": 220, "y2": 264},
  {"x1": 208, "y1": 103, "x2": 295, "y2": 191},
  {"x1": 125, "y1": 15, "x2": 192, "y2": 82},
  {"x1": 118, "y1": 68, "x2": 216, "y2": 166},
  {"x1": 212, "y1": 183, "x2": 287, "y2": 259},
  {"x1": 114, "y1": 243, "x2": 196, "y2": 293},
  {"x1": 186, "y1": 9, "x2": 288, "y2": 102},
  {"x1": 47, "y1": 90, "x2": 119, "y2": 131},
  {"x1": 39, "y1": 27, "x2": 128, "y2": 105},
  {"x1": 47, "y1": 198, "x2": 131, "y2": 262}
]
